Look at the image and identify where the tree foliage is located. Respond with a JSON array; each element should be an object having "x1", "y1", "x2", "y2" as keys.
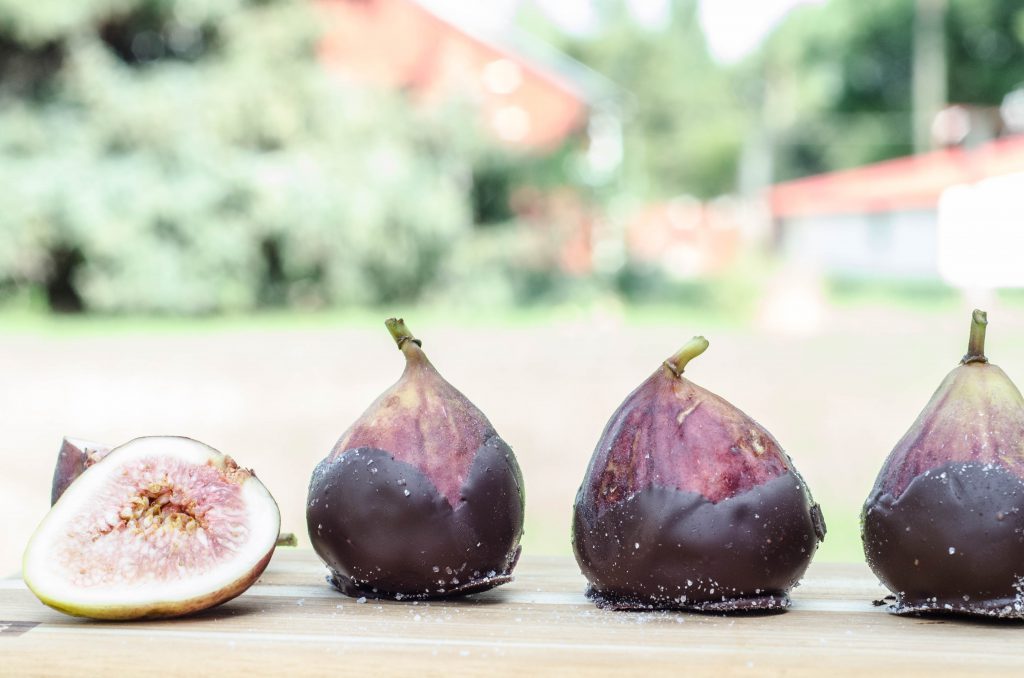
[
  {"x1": 0, "y1": 0, "x2": 474, "y2": 312},
  {"x1": 2, "y1": 0, "x2": 1023, "y2": 313},
  {"x1": 757, "y1": 0, "x2": 1024, "y2": 181},
  {"x1": 537, "y1": 0, "x2": 750, "y2": 201},
  {"x1": 533, "y1": 0, "x2": 1024, "y2": 195}
]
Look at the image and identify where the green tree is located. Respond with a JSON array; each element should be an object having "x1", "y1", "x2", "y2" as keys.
[
  {"x1": 0, "y1": 0, "x2": 475, "y2": 313},
  {"x1": 947, "y1": 1, "x2": 1024, "y2": 104},
  {"x1": 756, "y1": 0, "x2": 1024, "y2": 181},
  {"x1": 528, "y1": 0, "x2": 751, "y2": 200}
]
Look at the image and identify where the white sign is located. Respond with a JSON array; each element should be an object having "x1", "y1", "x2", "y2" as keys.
[{"x1": 937, "y1": 172, "x2": 1024, "y2": 289}]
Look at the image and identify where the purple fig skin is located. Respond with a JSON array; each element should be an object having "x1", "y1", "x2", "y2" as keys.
[
  {"x1": 862, "y1": 310, "x2": 1024, "y2": 618},
  {"x1": 585, "y1": 361, "x2": 790, "y2": 508},
  {"x1": 870, "y1": 363, "x2": 1024, "y2": 498},
  {"x1": 307, "y1": 319, "x2": 525, "y2": 600},
  {"x1": 326, "y1": 329, "x2": 495, "y2": 507},
  {"x1": 50, "y1": 437, "x2": 111, "y2": 505},
  {"x1": 573, "y1": 337, "x2": 824, "y2": 612}
]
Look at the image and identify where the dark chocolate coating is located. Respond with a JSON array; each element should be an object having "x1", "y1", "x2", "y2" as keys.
[
  {"x1": 307, "y1": 435, "x2": 524, "y2": 600},
  {"x1": 862, "y1": 461, "x2": 1024, "y2": 618},
  {"x1": 572, "y1": 472, "x2": 825, "y2": 611}
]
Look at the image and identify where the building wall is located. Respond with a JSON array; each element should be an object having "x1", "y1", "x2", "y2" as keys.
[
  {"x1": 780, "y1": 210, "x2": 940, "y2": 280},
  {"x1": 625, "y1": 198, "x2": 743, "y2": 279}
]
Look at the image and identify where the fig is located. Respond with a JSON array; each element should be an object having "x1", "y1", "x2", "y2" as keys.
[
  {"x1": 307, "y1": 318, "x2": 525, "y2": 600},
  {"x1": 49, "y1": 436, "x2": 296, "y2": 547},
  {"x1": 23, "y1": 436, "x2": 280, "y2": 620},
  {"x1": 862, "y1": 309, "x2": 1024, "y2": 618},
  {"x1": 572, "y1": 336, "x2": 826, "y2": 611},
  {"x1": 51, "y1": 437, "x2": 111, "y2": 504}
]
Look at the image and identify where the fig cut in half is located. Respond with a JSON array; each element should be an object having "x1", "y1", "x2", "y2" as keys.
[{"x1": 23, "y1": 436, "x2": 280, "y2": 620}]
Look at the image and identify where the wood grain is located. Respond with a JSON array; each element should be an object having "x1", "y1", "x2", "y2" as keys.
[{"x1": 2, "y1": 550, "x2": 1022, "y2": 676}]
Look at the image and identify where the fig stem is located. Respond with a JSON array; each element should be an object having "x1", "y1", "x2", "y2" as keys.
[
  {"x1": 664, "y1": 336, "x2": 710, "y2": 377},
  {"x1": 962, "y1": 309, "x2": 988, "y2": 364},
  {"x1": 275, "y1": 532, "x2": 297, "y2": 547},
  {"x1": 385, "y1": 317, "x2": 422, "y2": 349}
]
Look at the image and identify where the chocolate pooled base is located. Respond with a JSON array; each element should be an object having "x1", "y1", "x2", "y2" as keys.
[
  {"x1": 572, "y1": 472, "x2": 826, "y2": 612},
  {"x1": 862, "y1": 461, "x2": 1024, "y2": 618},
  {"x1": 307, "y1": 436, "x2": 524, "y2": 601}
]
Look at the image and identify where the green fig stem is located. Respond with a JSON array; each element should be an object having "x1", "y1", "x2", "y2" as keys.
[
  {"x1": 962, "y1": 309, "x2": 988, "y2": 365},
  {"x1": 275, "y1": 532, "x2": 297, "y2": 547},
  {"x1": 663, "y1": 336, "x2": 710, "y2": 377},
  {"x1": 385, "y1": 317, "x2": 422, "y2": 350}
]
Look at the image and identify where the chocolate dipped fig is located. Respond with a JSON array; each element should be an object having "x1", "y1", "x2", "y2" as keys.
[
  {"x1": 24, "y1": 436, "x2": 280, "y2": 620},
  {"x1": 863, "y1": 310, "x2": 1024, "y2": 618},
  {"x1": 307, "y1": 318, "x2": 525, "y2": 600},
  {"x1": 573, "y1": 336, "x2": 825, "y2": 611}
]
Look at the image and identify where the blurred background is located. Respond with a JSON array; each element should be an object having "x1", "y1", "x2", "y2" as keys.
[{"x1": 3, "y1": 0, "x2": 1024, "y2": 576}]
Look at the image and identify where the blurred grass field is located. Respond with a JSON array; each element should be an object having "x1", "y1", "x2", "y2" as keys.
[{"x1": 5, "y1": 297, "x2": 1024, "y2": 578}]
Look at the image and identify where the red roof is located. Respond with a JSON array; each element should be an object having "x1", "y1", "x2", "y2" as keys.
[
  {"x1": 770, "y1": 135, "x2": 1024, "y2": 218},
  {"x1": 313, "y1": 0, "x2": 591, "y2": 150}
]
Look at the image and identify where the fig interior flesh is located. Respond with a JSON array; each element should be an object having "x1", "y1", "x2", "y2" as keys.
[
  {"x1": 307, "y1": 318, "x2": 525, "y2": 600},
  {"x1": 48, "y1": 435, "x2": 296, "y2": 547},
  {"x1": 862, "y1": 310, "x2": 1024, "y2": 618},
  {"x1": 24, "y1": 436, "x2": 281, "y2": 620},
  {"x1": 573, "y1": 336, "x2": 825, "y2": 611}
]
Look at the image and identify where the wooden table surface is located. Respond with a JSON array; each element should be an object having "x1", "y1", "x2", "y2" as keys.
[{"x1": 2, "y1": 549, "x2": 1022, "y2": 676}]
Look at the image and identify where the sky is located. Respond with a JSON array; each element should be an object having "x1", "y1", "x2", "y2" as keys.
[
  {"x1": 697, "y1": 0, "x2": 826, "y2": 63},
  {"x1": 421, "y1": 0, "x2": 827, "y2": 64}
]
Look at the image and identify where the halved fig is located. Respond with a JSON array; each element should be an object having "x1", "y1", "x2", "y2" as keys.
[{"x1": 24, "y1": 436, "x2": 280, "y2": 620}]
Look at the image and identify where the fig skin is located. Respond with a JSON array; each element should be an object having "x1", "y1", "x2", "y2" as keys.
[
  {"x1": 572, "y1": 337, "x2": 825, "y2": 611},
  {"x1": 50, "y1": 437, "x2": 110, "y2": 505},
  {"x1": 24, "y1": 436, "x2": 281, "y2": 620},
  {"x1": 307, "y1": 319, "x2": 525, "y2": 600},
  {"x1": 862, "y1": 310, "x2": 1024, "y2": 618}
]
